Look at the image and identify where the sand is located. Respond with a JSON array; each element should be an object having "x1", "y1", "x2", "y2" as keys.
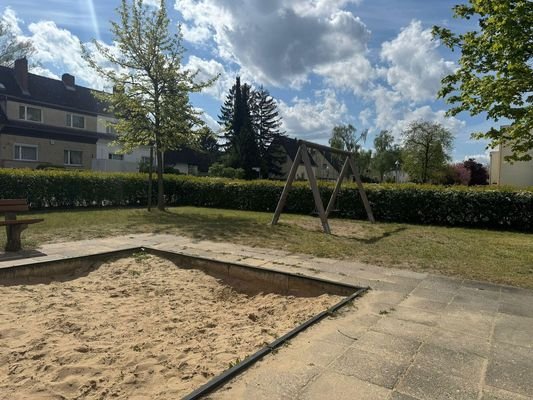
[{"x1": 0, "y1": 254, "x2": 342, "y2": 399}]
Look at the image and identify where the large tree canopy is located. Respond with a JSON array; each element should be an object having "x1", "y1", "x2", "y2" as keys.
[
  {"x1": 83, "y1": 0, "x2": 216, "y2": 209},
  {"x1": 433, "y1": 0, "x2": 533, "y2": 161},
  {"x1": 401, "y1": 120, "x2": 454, "y2": 183}
]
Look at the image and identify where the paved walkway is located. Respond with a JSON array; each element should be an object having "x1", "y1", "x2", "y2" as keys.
[{"x1": 1, "y1": 234, "x2": 532, "y2": 399}]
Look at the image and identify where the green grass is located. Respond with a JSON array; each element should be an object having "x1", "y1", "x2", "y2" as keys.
[{"x1": 2, "y1": 206, "x2": 532, "y2": 288}]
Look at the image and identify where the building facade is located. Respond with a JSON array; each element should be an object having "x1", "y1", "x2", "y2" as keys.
[
  {"x1": 0, "y1": 58, "x2": 102, "y2": 170},
  {"x1": 0, "y1": 58, "x2": 207, "y2": 175},
  {"x1": 489, "y1": 144, "x2": 533, "y2": 187}
]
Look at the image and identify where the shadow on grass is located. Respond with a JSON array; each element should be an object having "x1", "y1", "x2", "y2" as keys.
[
  {"x1": 346, "y1": 226, "x2": 408, "y2": 244},
  {"x1": 125, "y1": 209, "x2": 280, "y2": 243}
]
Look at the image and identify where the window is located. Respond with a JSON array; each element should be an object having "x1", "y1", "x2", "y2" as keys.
[
  {"x1": 14, "y1": 144, "x2": 38, "y2": 161},
  {"x1": 18, "y1": 105, "x2": 42, "y2": 122},
  {"x1": 66, "y1": 113, "x2": 85, "y2": 129},
  {"x1": 64, "y1": 150, "x2": 82, "y2": 165},
  {"x1": 106, "y1": 125, "x2": 116, "y2": 134},
  {"x1": 108, "y1": 153, "x2": 124, "y2": 161}
]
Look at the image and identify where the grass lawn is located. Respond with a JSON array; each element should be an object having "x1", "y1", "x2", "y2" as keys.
[{"x1": 2, "y1": 206, "x2": 532, "y2": 288}]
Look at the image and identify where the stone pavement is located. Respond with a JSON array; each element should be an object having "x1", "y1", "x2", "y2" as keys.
[{"x1": 1, "y1": 233, "x2": 532, "y2": 399}]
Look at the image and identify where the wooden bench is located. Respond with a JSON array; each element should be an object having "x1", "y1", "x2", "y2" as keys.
[{"x1": 0, "y1": 199, "x2": 44, "y2": 252}]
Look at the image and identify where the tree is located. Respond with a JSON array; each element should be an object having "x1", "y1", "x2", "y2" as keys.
[
  {"x1": 401, "y1": 120, "x2": 454, "y2": 183},
  {"x1": 444, "y1": 163, "x2": 471, "y2": 185},
  {"x1": 195, "y1": 126, "x2": 219, "y2": 164},
  {"x1": 219, "y1": 77, "x2": 259, "y2": 179},
  {"x1": 328, "y1": 124, "x2": 368, "y2": 171},
  {"x1": 463, "y1": 158, "x2": 489, "y2": 185},
  {"x1": 0, "y1": 20, "x2": 33, "y2": 66},
  {"x1": 433, "y1": 1, "x2": 533, "y2": 161},
  {"x1": 372, "y1": 130, "x2": 401, "y2": 182},
  {"x1": 83, "y1": 0, "x2": 216, "y2": 210},
  {"x1": 251, "y1": 85, "x2": 285, "y2": 177},
  {"x1": 219, "y1": 78, "x2": 285, "y2": 179}
]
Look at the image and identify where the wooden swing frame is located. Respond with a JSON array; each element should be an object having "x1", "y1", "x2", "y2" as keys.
[{"x1": 271, "y1": 140, "x2": 375, "y2": 234}]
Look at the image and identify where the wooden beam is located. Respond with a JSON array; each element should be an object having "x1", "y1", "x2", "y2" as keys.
[
  {"x1": 298, "y1": 139, "x2": 352, "y2": 157},
  {"x1": 271, "y1": 145, "x2": 302, "y2": 226},
  {"x1": 348, "y1": 155, "x2": 375, "y2": 223},
  {"x1": 325, "y1": 157, "x2": 350, "y2": 218},
  {"x1": 300, "y1": 144, "x2": 331, "y2": 234}
]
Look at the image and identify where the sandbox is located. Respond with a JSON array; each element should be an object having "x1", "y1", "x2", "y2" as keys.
[{"x1": 0, "y1": 249, "x2": 366, "y2": 399}]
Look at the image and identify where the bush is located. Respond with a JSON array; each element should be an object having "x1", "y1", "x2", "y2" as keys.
[
  {"x1": 0, "y1": 168, "x2": 531, "y2": 231},
  {"x1": 208, "y1": 162, "x2": 245, "y2": 179}
]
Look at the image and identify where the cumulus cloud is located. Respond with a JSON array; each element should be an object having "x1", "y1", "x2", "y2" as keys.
[
  {"x1": 278, "y1": 89, "x2": 350, "y2": 142},
  {"x1": 185, "y1": 55, "x2": 233, "y2": 100},
  {"x1": 175, "y1": 0, "x2": 371, "y2": 88},
  {"x1": 379, "y1": 20, "x2": 455, "y2": 102}
]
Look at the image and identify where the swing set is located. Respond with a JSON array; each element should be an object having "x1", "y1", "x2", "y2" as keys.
[{"x1": 271, "y1": 139, "x2": 375, "y2": 234}]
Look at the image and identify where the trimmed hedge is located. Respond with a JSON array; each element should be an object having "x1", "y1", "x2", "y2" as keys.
[{"x1": 0, "y1": 168, "x2": 532, "y2": 231}]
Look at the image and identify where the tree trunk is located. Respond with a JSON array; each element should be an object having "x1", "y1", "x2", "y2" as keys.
[
  {"x1": 156, "y1": 150, "x2": 165, "y2": 210},
  {"x1": 147, "y1": 145, "x2": 153, "y2": 211}
]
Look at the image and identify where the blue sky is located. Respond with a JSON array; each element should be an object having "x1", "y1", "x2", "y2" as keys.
[{"x1": 2, "y1": 0, "x2": 498, "y2": 163}]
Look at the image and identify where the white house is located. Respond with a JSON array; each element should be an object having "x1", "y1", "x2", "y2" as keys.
[
  {"x1": 92, "y1": 116, "x2": 152, "y2": 172},
  {"x1": 489, "y1": 143, "x2": 533, "y2": 187}
]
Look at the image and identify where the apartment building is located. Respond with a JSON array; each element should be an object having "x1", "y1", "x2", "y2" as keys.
[{"x1": 0, "y1": 58, "x2": 104, "y2": 170}]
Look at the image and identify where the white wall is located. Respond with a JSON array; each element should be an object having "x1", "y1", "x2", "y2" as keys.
[
  {"x1": 493, "y1": 144, "x2": 533, "y2": 187},
  {"x1": 94, "y1": 139, "x2": 151, "y2": 172}
]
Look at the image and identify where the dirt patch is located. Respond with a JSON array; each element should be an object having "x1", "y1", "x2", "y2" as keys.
[{"x1": 0, "y1": 254, "x2": 342, "y2": 399}]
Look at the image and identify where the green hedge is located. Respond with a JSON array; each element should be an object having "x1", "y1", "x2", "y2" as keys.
[{"x1": 0, "y1": 169, "x2": 532, "y2": 231}]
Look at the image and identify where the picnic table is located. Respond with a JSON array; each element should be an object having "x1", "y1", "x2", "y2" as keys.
[{"x1": 0, "y1": 199, "x2": 43, "y2": 252}]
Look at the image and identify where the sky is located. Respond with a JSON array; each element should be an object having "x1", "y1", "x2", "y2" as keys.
[{"x1": 1, "y1": 0, "x2": 499, "y2": 164}]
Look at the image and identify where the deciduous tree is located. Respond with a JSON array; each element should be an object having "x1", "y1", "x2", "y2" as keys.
[
  {"x1": 83, "y1": 0, "x2": 216, "y2": 210},
  {"x1": 401, "y1": 120, "x2": 454, "y2": 183},
  {"x1": 372, "y1": 130, "x2": 401, "y2": 182},
  {"x1": 433, "y1": 0, "x2": 533, "y2": 161}
]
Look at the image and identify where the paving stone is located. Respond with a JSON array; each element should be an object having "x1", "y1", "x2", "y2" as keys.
[
  {"x1": 417, "y1": 275, "x2": 463, "y2": 292},
  {"x1": 426, "y1": 328, "x2": 491, "y2": 358},
  {"x1": 462, "y1": 280, "x2": 503, "y2": 293},
  {"x1": 223, "y1": 359, "x2": 322, "y2": 399},
  {"x1": 486, "y1": 342, "x2": 533, "y2": 397},
  {"x1": 396, "y1": 344, "x2": 485, "y2": 400},
  {"x1": 499, "y1": 301, "x2": 533, "y2": 319},
  {"x1": 280, "y1": 339, "x2": 348, "y2": 368},
  {"x1": 372, "y1": 317, "x2": 435, "y2": 342},
  {"x1": 396, "y1": 366, "x2": 480, "y2": 400},
  {"x1": 438, "y1": 310, "x2": 494, "y2": 339},
  {"x1": 482, "y1": 385, "x2": 532, "y2": 400},
  {"x1": 300, "y1": 371, "x2": 390, "y2": 400},
  {"x1": 446, "y1": 295, "x2": 500, "y2": 314},
  {"x1": 413, "y1": 343, "x2": 486, "y2": 381},
  {"x1": 457, "y1": 286, "x2": 502, "y2": 301},
  {"x1": 351, "y1": 330, "x2": 420, "y2": 361},
  {"x1": 408, "y1": 287, "x2": 457, "y2": 303},
  {"x1": 331, "y1": 347, "x2": 410, "y2": 389},
  {"x1": 390, "y1": 306, "x2": 440, "y2": 327},
  {"x1": 399, "y1": 295, "x2": 448, "y2": 313},
  {"x1": 390, "y1": 391, "x2": 421, "y2": 400},
  {"x1": 493, "y1": 314, "x2": 533, "y2": 348}
]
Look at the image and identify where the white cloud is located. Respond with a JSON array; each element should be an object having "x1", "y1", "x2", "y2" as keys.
[
  {"x1": 278, "y1": 89, "x2": 350, "y2": 142},
  {"x1": 175, "y1": 0, "x2": 371, "y2": 88},
  {"x1": 380, "y1": 20, "x2": 455, "y2": 103},
  {"x1": 185, "y1": 55, "x2": 233, "y2": 100}
]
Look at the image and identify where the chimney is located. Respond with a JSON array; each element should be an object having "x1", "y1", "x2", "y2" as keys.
[
  {"x1": 14, "y1": 58, "x2": 29, "y2": 95},
  {"x1": 62, "y1": 73, "x2": 76, "y2": 91}
]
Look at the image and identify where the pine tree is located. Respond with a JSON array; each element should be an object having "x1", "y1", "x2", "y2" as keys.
[
  {"x1": 219, "y1": 77, "x2": 259, "y2": 178},
  {"x1": 251, "y1": 85, "x2": 286, "y2": 177}
]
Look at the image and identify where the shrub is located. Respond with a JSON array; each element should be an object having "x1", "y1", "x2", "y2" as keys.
[{"x1": 0, "y1": 168, "x2": 531, "y2": 231}]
